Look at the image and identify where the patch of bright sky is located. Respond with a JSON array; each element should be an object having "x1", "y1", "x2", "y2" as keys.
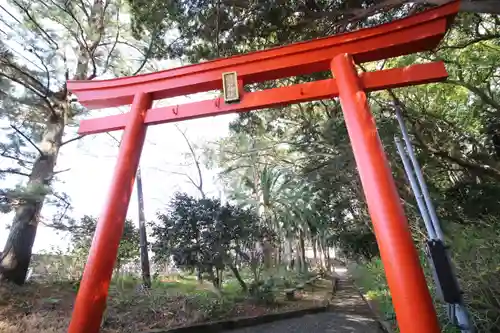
[
  {"x1": 0, "y1": 16, "x2": 237, "y2": 255},
  {"x1": 0, "y1": 94, "x2": 236, "y2": 254}
]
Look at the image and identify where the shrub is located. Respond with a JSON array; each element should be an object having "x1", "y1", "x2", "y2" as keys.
[
  {"x1": 249, "y1": 278, "x2": 276, "y2": 305},
  {"x1": 352, "y1": 222, "x2": 500, "y2": 333}
]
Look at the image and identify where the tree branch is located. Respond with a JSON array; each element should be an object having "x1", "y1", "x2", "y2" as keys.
[
  {"x1": 53, "y1": 168, "x2": 71, "y2": 175},
  {"x1": 175, "y1": 125, "x2": 206, "y2": 198},
  {"x1": 0, "y1": 168, "x2": 30, "y2": 177},
  {"x1": 0, "y1": 58, "x2": 50, "y2": 98},
  {"x1": 0, "y1": 152, "x2": 34, "y2": 165},
  {"x1": 41, "y1": 0, "x2": 89, "y2": 49},
  {"x1": 101, "y1": 11, "x2": 120, "y2": 76},
  {"x1": 390, "y1": 92, "x2": 500, "y2": 180},
  {"x1": 106, "y1": 132, "x2": 120, "y2": 145},
  {"x1": 0, "y1": 71, "x2": 56, "y2": 116},
  {"x1": 169, "y1": 171, "x2": 204, "y2": 195},
  {"x1": 445, "y1": 79, "x2": 500, "y2": 112},
  {"x1": 61, "y1": 135, "x2": 85, "y2": 147},
  {"x1": 77, "y1": 0, "x2": 91, "y2": 21},
  {"x1": 439, "y1": 34, "x2": 500, "y2": 50},
  {"x1": 10, "y1": 125, "x2": 44, "y2": 157},
  {"x1": 10, "y1": 0, "x2": 59, "y2": 49}
]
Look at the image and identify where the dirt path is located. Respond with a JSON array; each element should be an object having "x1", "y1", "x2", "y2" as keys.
[{"x1": 230, "y1": 268, "x2": 382, "y2": 333}]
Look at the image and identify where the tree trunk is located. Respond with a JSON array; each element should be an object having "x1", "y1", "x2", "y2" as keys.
[
  {"x1": 312, "y1": 239, "x2": 317, "y2": 260},
  {"x1": 299, "y1": 229, "x2": 307, "y2": 273},
  {"x1": 0, "y1": 114, "x2": 65, "y2": 284},
  {"x1": 197, "y1": 269, "x2": 203, "y2": 283},
  {"x1": 262, "y1": 240, "x2": 273, "y2": 269},
  {"x1": 136, "y1": 167, "x2": 151, "y2": 288},
  {"x1": 229, "y1": 264, "x2": 247, "y2": 292},
  {"x1": 295, "y1": 238, "x2": 303, "y2": 273},
  {"x1": 324, "y1": 244, "x2": 332, "y2": 272},
  {"x1": 285, "y1": 238, "x2": 293, "y2": 270},
  {"x1": 216, "y1": 268, "x2": 223, "y2": 287},
  {"x1": 0, "y1": 0, "x2": 105, "y2": 285},
  {"x1": 277, "y1": 242, "x2": 282, "y2": 266},
  {"x1": 317, "y1": 238, "x2": 325, "y2": 269},
  {"x1": 208, "y1": 268, "x2": 221, "y2": 289}
]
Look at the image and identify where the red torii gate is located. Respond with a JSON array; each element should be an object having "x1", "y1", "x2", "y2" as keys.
[{"x1": 66, "y1": 2, "x2": 459, "y2": 332}]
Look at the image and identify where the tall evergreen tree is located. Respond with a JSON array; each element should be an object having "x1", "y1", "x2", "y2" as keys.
[{"x1": 0, "y1": 0, "x2": 158, "y2": 284}]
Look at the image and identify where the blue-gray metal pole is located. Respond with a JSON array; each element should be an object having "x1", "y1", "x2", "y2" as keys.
[
  {"x1": 394, "y1": 105, "x2": 473, "y2": 333},
  {"x1": 394, "y1": 136, "x2": 437, "y2": 240},
  {"x1": 395, "y1": 106, "x2": 445, "y2": 240}
]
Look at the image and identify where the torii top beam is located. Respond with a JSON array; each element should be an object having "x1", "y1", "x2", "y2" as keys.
[
  {"x1": 67, "y1": 3, "x2": 461, "y2": 333},
  {"x1": 68, "y1": 1, "x2": 459, "y2": 110}
]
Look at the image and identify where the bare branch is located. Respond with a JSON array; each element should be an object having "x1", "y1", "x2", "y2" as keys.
[
  {"x1": 132, "y1": 29, "x2": 158, "y2": 76},
  {"x1": 53, "y1": 168, "x2": 71, "y2": 175},
  {"x1": 175, "y1": 125, "x2": 206, "y2": 198},
  {"x1": 0, "y1": 57, "x2": 50, "y2": 97},
  {"x1": 0, "y1": 71, "x2": 56, "y2": 116},
  {"x1": 30, "y1": 50, "x2": 51, "y2": 93},
  {"x1": 0, "y1": 4, "x2": 24, "y2": 26},
  {"x1": 0, "y1": 36, "x2": 47, "y2": 74},
  {"x1": 40, "y1": 0, "x2": 88, "y2": 48},
  {"x1": 10, "y1": 125, "x2": 44, "y2": 157},
  {"x1": 101, "y1": 9, "x2": 121, "y2": 76},
  {"x1": 168, "y1": 171, "x2": 202, "y2": 193},
  {"x1": 0, "y1": 152, "x2": 34, "y2": 165},
  {"x1": 106, "y1": 132, "x2": 121, "y2": 145},
  {"x1": 61, "y1": 135, "x2": 85, "y2": 147},
  {"x1": 77, "y1": 0, "x2": 91, "y2": 21},
  {"x1": 439, "y1": 34, "x2": 500, "y2": 50},
  {"x1": 113, "y1": 40, "x2": 146, "y2": 54},
  {"x1": 0, "y1": 168, "x2": 30, "y2": 177},
  {"x1": 10, "y1": 0, "x2": 59, "y2": 49},
  {"x1": 50, "y1": 191, "x2": 71, "y2": 206}
]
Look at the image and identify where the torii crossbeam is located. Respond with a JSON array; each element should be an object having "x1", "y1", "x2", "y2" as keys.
[{"x1": 67, "y1": 2, "x2": 459, "y2": 333}]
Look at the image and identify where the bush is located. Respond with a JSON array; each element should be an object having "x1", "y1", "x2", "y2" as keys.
[
  {"x1": 351, "y1": 222, "x2": 500, "y2": 333},
  {"x1": 249, "y1": 278, "x2": 276, "y2": 305},
  {"x1": 198, "y1": 297, "x2": 234, "y2": 318},
  {"x1": 350, "y1": 259, "x2": 397, "y2": 328},
  {"x1": 447, "y1": 224, "x2": 500, "y2": 333}
]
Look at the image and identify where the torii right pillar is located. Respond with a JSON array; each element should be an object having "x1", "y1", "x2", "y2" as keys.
[{"x1": 331, "y1": 53, "x2": 441, "y2": 333}]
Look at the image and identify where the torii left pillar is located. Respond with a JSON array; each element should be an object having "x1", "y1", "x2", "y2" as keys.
[
  {"x1": 65, "y1": 3, "x2": 459, "y2": 331},
  {"x1": 68, "y1": 92, "x2": 151, "y2": 333}
]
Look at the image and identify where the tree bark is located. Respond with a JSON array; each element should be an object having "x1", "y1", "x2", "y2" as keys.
[
  {"x1": 312, "y1": 239, "x2": 317, "y2": 260},
  {"x1": 0, "y1": 114, "x2": 65, "y2": 284},
  {"x1": 0, "y1": 0, "x2": 105, "y2": 285},
  {"x1": 262, "y1": 240, "x2": 273, "y2": 269},
  {"x1": 228, "y1": 264, "x2": 247, "y2": 292},
  {"x1": 299, "y1": 229, "x2": 307, "y2": 273},
  {"x1": 321, "y1": 238, "x2": 331, "y2": 272},
  {"x1": 285, "y1": 238, "x2": 293, "y2": 270},
  {"x1": 136, "y1": 167, "x2": 151, "y2": 288}
]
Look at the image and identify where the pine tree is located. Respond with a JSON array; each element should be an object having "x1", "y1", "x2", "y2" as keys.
[{"x1": 0, "y1": 0, "x2": 158, "y2": 284}]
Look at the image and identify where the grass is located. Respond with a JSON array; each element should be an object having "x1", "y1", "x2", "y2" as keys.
[
  {"x1": 0, "y1": 268, "x2": 330, "y2": 333},
  {"x1": 350, "y1": 260, "x2": 398, "y2": 331},
  {"x1": 351, "y1": 259, "x2": 464, "y2": 333},
  {"x1": 350, "y1": 223, "x2": 500, "y2": 333}
]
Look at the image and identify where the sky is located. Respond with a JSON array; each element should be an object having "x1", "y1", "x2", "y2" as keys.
[
  {"x1": 0, "y1": 0, "x2": 239, "y2": 254},
  {"x1": 0, "y1": 93, "x2": 237, "y2": 254}
]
